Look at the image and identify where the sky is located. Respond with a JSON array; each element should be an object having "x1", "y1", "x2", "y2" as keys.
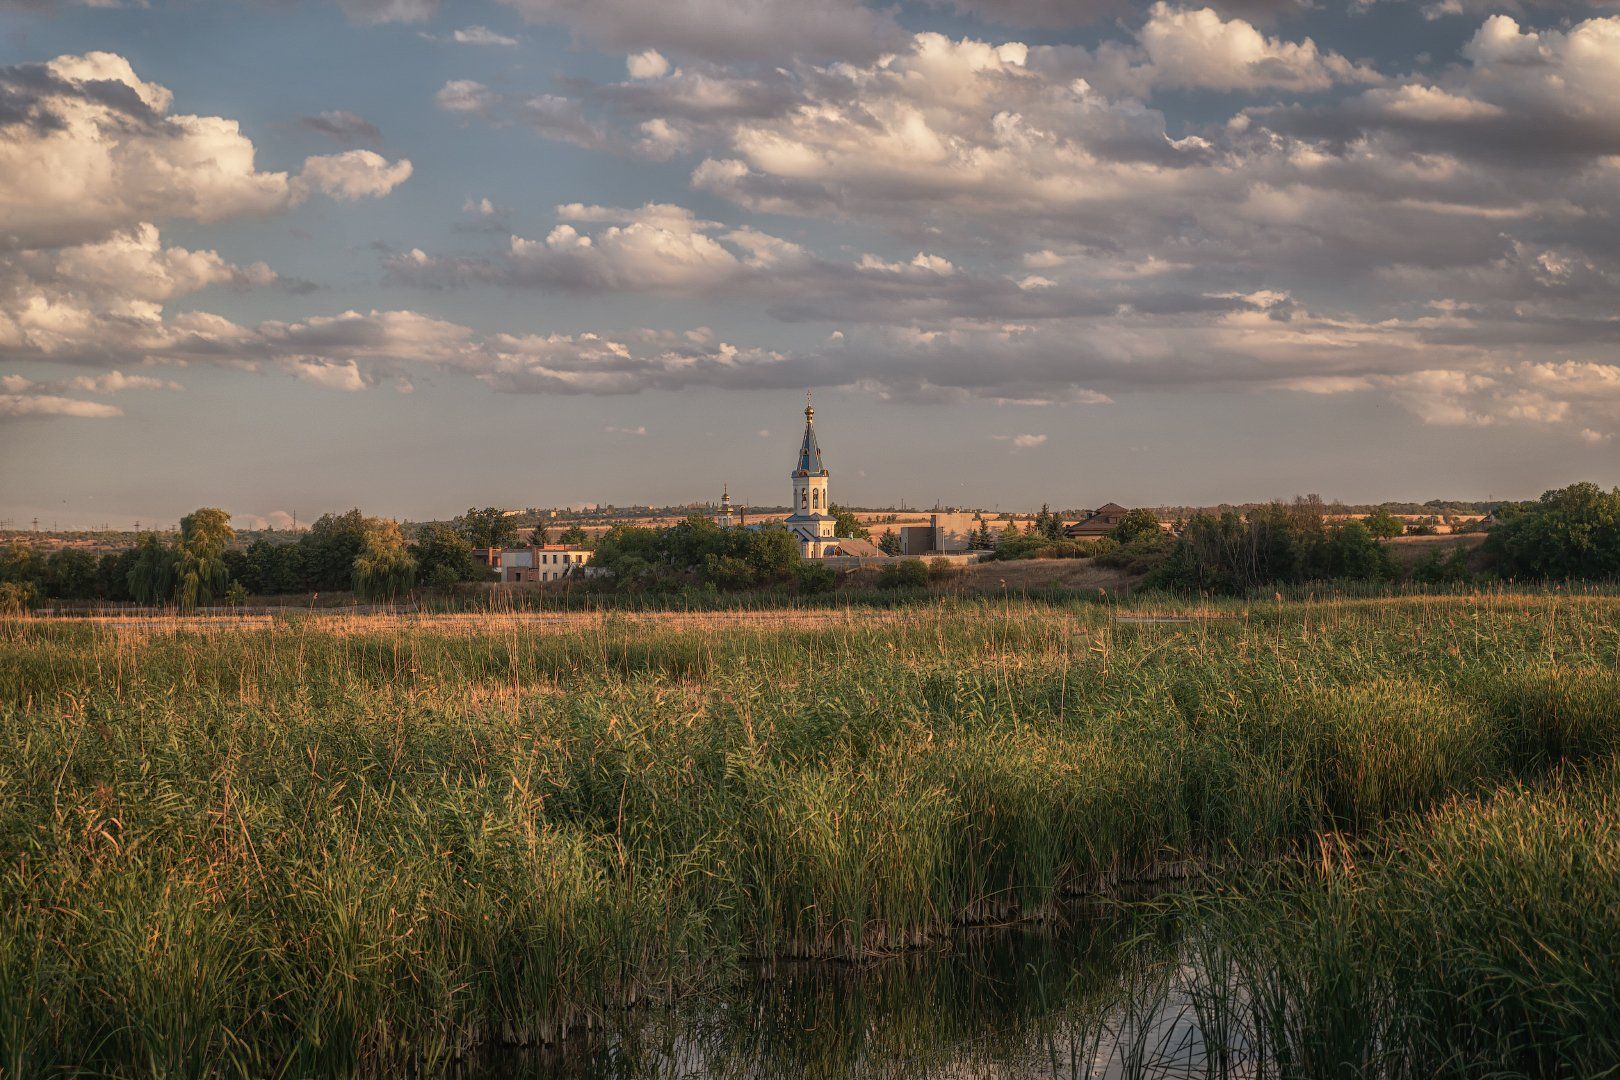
[{"x1": 1, "y1": 0, "x2": 1617, "y2": 528}]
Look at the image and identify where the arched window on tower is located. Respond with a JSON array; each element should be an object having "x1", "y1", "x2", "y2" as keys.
[{"x1": 801, "y1": 490, "x2": 808, "y2": 511}]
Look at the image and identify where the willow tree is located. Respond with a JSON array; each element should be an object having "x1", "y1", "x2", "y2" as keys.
[
  {"x1": 173, "y1": 508, "x2": 234, "y2": 609},
  {"x1": 353, "y1": 518, "x2": 417, "y2": 601}
]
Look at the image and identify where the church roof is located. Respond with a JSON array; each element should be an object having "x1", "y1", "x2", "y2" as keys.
[{"x1": 793, "y1": 402, "x2": 828, "y2": 477}]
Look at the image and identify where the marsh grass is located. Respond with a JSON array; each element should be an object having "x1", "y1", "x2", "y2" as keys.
[{"x1": 1, "y1": 594, "x2": 1617, "y2": 1074}]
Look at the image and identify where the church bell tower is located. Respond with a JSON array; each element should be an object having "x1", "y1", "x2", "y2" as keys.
[{"x1": 785, "y1": 393, "x2": 836, "y2": 556}]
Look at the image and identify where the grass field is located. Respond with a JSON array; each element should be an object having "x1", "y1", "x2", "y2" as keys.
[{"x1": 2, "y1": 594, "x2": 1617, "y2": 1075}]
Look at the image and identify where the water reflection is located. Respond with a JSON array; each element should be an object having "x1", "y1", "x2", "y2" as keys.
[{"x1": 497, "y1": 907, "x2": 1254, "y2": 1079}]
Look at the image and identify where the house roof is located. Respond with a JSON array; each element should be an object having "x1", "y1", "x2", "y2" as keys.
[
  {"x1": 1092, "y1": 502, "x2": 1129, "y2": 514},
  {"x1": 833, "y1": 537, "x2": 886, "y2": 557}
]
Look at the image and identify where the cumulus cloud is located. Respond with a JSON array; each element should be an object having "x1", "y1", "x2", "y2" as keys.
[
  {"x1": 0, "y1": 53, "x2": 412, "y2": 252},
  {"x1": 293, "y1": 150, "x2": 413, "y2": 201},
  {"x1": 287, "y1": 359, "x2": 368, "y2": 392},
  {"x1": 1126, "y1": 4, "x2": 1382, "y2": 93}
]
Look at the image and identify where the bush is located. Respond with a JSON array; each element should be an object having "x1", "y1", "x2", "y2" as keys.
[
  {"x1": 1411, "y1": 545, "x2": 1474, "y2": 585},
  {"x1": 0, "y1": 579, "x2": 37, "y2": 612},
  {"x1": 878, "y1": 559, "x2": 929, "y2": 589},
  {"x1": 793, "y1": 562, "x2": 837, "y2": 594},
  {"x1": 1095, "y1": 534, "x2": 1175, "y2": 574}
]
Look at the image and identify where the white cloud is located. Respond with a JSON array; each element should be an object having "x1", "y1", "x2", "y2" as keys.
[
  {"x1": 0, "y1": 53, "x2": 411, "y2": 253},
  {"x1": 0, "y1": 393, "x2": 122, "y2": 419},
  {"x1": 1128, "y1": 4, "x2": 1382, "y2": 93},
  {"x1": 453, "y1": 25, "x2": 519, "y2": 46},
  {"x1": 294, "y1": 150, "x2": 413, "y2": 202},
  {"x1": 286, "y1": 359, "x2": 369, "y2": 392},
  {"x1": 627, "y1": 49, "x2": 671, "y2": 80},
  {"x1": 994, "y1": 432, "x2": 1049, "y2": 448},
  {"x1": 435, "y1": 79, "x2": 498, "y2": 114}
]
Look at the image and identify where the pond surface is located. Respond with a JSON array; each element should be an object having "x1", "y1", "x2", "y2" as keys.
[{"x1": 489, "y1": 909, "x2": 1257, "y2": 1079}]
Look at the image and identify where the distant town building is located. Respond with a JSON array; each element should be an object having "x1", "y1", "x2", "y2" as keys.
[
  {"x1": 714, "y1": 484, "x2": 737, "y2": 529},
  {"x1": 498, "y1": 545, "x2": 594, "y2": 583},
  {"x1": 899, "y1": 515, "x2": 970, "y2": 556},
  {"x1": 1064, "y1": 502, "x2": 1132, "y2": 539}
]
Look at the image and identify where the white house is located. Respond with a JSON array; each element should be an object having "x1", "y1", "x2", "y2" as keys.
[{"x1": 498, "y1": 545, "x2": 594, "y2": 583}]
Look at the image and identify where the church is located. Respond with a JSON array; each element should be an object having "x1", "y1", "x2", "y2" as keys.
[
  {"x1": 784, "y1": 397, "x2": 840, "y2": 557},
  {"x1": 714, "y1": 397, "x2": 883, "y2": 559}
]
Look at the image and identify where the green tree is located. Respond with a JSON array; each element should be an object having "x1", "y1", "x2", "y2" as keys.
[
  {"x1": 173, "y1": 508, "x2": 233, "y2": 609},
  {"x1": 0, "y1": 543, "x2": 44, "y2": 592},
  {"x1": 878, "y1": 528, "x2": 901, "y2": 556},
  {"x1": 829, "y1": 505, "x2": 870, "y2": 540},
  {"x1": 299, "y1": 511, "x2": 374, "y2": 591},
  {"x1": 1108, "y1": 508, "x2": 1163, "y2": 545},
  {"x1": 44, "y1": 549, "x2": 99, "y2": 599},
  {"x1": 411, "y1": 522, "x2": 489, "y2": 587},
  {"x1": 455, "y1": 507, "x2": 519, "y2": 550},
  {"x1": 1485, "y1": 482, "x2": 1620, "y2": 579},
  {"x1": 127, "y1": 533, "x2": 178, "y2": 605},
  {"x1": 353, "y1": 519, "x2": 417, "y2": 601},
  {"x1": 971, "y1": 518, "x2": 996, "y2": 550},
  {"x1": 96, "y1": 549, "x2": 137, "y2": 602},
  {"x1": 529, "y1": 523, "x2": 550, "y2": 546},
  {"x1": 1034, "y1": 503, "x2": 1064, "y2": 541},
  {"x1": 1363, "y1": 507, "x2": 1407, "y2": 539},
  {"x1": 558, "y1": 524, "x2": 589, "y2": 547}
]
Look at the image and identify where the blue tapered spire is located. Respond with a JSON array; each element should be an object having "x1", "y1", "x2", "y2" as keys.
[{"x1": 793, "y1": 395, "x2": 827, "y2": 477}]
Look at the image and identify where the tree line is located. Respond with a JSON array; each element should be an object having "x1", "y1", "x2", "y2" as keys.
[{"x1": 0, "y1": 506, "x2": 577, "y2": 610}]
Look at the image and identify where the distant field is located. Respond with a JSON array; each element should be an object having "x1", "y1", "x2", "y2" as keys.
[{"x1": 2, "y1": 593, "x2": 1617, "y2": 1074}]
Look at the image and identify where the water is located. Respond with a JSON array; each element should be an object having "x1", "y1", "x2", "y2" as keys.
[{"x1": 484, "y1": 909, "x2": 1254, "y2": 1079}]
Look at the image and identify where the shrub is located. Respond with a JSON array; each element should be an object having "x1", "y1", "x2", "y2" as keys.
[
  {"x1": 1095, "y1": 534, "x2": 1174, "y2": 574},
  {"x1": 793, "y1": 561, "x2": 837, "y2": 594},
  {"x1": 878, "y1": 559, "x2": 929, "y2": 589},
  {"x1": 0, "y1": 579, "x2": 37, "y2": 612}
]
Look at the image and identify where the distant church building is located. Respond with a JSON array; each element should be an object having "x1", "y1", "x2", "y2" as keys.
[
  {"x1": 714, "y1": 484, "x2": 737, "y2": 529},
  {"x1": 785, "y1": 397, "x2": 842, "y2": 558},
  {"x1": 712, "y1": 396, "x2": 886, "y2": 560}
]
